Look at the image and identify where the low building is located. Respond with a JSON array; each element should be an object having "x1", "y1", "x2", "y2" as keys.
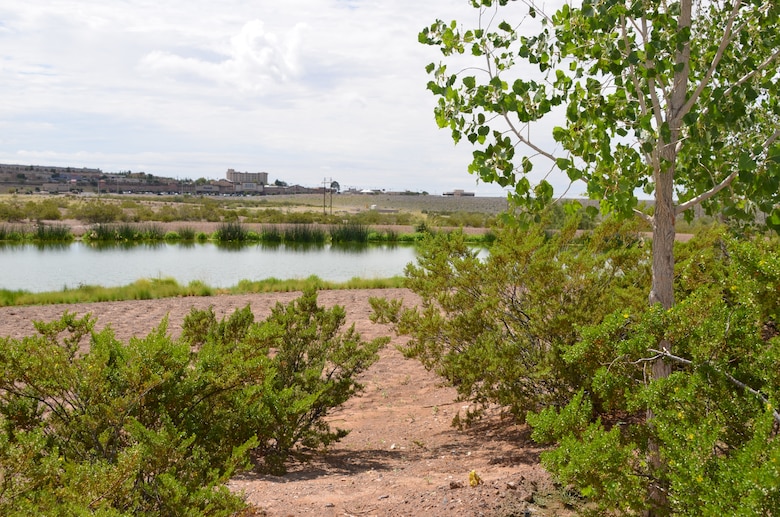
[{"x1": 443, "y1": 189, "x2": 475, "y2": 197}]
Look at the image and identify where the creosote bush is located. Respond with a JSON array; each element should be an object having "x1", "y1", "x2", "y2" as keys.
[
  {"x1": 372, "y1": 217, "x2": 650, "y2": 424},
  {"x1": 0, "y1": 288, "x2": 387, "y2": 515},
  {"x1": 373, "y1": 219, "x2": 780, "y2": 514}
]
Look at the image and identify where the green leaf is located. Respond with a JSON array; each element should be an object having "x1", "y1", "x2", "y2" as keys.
[
  {"x1": 738, "y1": 152, "x2": 757, "y2": 172},
  {"x1": 556, "y1": 157, "x2": 572, "y2": 170}
]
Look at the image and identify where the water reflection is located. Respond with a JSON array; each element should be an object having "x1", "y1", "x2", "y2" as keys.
[
  {"x1": 330, "y1": 242, "x2": 378, "y2": 254},
  {"x1": 85, "y1": 241, "x2": 167, "y2": 251},
  {"x1": 0, "y1": 241, "x2": 419, "y2": 292}
]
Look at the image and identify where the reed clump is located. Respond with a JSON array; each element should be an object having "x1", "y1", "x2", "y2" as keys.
[
  {"x1": 214, "y1": 222, "x2": 251, "y2": 243},
  {"x1": 0, "y1": 225, "x2": 27, "y2": 242},
  {"x1": 330, "y1": 223, "x2": 370, "y2": 243},
  {"x1": 282, "y1": 225, "x2": 326, "y2": 244}
]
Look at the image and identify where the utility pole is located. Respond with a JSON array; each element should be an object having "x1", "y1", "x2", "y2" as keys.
[{"x1": 322, "y1": 177, "x2": 331, "y2": 215}]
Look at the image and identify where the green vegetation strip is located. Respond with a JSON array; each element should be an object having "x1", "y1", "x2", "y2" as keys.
[{"x1": 0, "y1": 275, "x2": 406, "y2": 307}]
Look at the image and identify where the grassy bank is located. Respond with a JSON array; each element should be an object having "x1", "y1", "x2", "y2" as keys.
[{"x1": 0, "y1": 276, "x2": 406, "y2": 307}]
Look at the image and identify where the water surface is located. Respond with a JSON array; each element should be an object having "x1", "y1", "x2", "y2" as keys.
[{"x1": 0, "y1": 242, "x2": 417, "y2": 292}]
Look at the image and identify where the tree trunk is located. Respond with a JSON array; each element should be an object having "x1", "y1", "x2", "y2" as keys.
[
  {"x1": 646, "y1": 168, "x2": 675, "y2": 516},
  {"x1": 645, "y1": 3, "x2": 691, "y2": 513}
]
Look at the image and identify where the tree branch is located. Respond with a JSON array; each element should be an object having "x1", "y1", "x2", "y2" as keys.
[
  {"x1": 676, "y1": 128, "x2": 780, "y2": 214},
  {"x1": 648, "y1": 348, "x2": 780, "y2": 425},
  {"x1": 697, "y1": 47, "x2": 780, "y2": 121},
  {"x1": 679, "y1": 0, "x2": 742, "y2": 120}
]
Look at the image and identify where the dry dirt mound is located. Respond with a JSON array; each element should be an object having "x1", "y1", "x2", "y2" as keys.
[{"x1": 0, "y1": 289, "x2": 575, "y2": 517}]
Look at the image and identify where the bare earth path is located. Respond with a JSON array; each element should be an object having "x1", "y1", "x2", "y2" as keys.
[{"x1": 0, "y1": 289, "x2": 574, "y2": 517}]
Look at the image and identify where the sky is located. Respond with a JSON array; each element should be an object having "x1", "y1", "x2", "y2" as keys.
[{"x1": 0, "y1": 0, "x2": 571, "y2": 197}]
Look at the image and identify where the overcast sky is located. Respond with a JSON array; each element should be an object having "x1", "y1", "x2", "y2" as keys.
[{"x1": 0, "y1": 1, "x2": 570, "y2": 196}]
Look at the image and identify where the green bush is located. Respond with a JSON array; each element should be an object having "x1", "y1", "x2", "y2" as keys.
[
  {"x1": 68, "y1": 200, "x2": 124, "y2": 224},
  {"x1": 373, "y1": 217, "x2": 650, "y2": 424},
  {"x1": 525, "y1": 228, "x2": 780, "y2": 515},
  {"x1": 0, "y1": 289, "x2": 388, "y2": 514},
  {"x1": 375, "y1": 219, "x2": 780, "y2": 514}
]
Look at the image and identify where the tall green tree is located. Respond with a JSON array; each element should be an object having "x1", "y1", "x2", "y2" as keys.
[
  {"x1": 422, "y1": 0, "x2": 780, "y2": 512},
  {"x1": 422, "y1": 0, "x2": 779, "y2": 315}
]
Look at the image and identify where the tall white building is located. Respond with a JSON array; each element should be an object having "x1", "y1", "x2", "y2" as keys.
[{"x1": 226, "y1": 169, "x2": 269, "y2": 185}]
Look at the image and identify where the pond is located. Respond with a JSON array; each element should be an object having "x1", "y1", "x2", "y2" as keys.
[{"x1": 0, "y1": 242, "x2": 420, "y2": 293}]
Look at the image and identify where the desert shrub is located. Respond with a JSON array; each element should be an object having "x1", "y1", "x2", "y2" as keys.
[
  {"x1": 372, "y1": 217, "x2": 650, "y2": 424},
  {"x1": 0, "y1": 200, "x2": 26, "y2": 222},
  {"x1": 527, "y1": 228, "x2": 780, "y2": 515},
  {"x1": 0, "y1": 289, "x2": 387, "y2": 514},
  {"x1": 244, "y1": 290, "x2": 388, "y2": 473},
  {"x1": 68, "y1": 200, "x2": 124, "y2": 224},
  {"x1": 375, "y1": 218, "x2": 780, "y2": 514},
  {"x1": 0, "y1": 312, "x2": 249, "y2": 516},
  {"x1": 25, "y1": 199, "x2": 64, "y2": 221}
]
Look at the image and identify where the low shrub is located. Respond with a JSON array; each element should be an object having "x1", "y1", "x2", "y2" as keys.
[
  {"x1": 374, "y1": 219, "x2": 780, "y2": 515},
  {"x1": 0, "y1": 289, "x2": 387, "y2": 514}
]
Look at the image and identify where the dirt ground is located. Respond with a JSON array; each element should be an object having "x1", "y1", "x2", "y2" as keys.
[{"x1": 0, "y1": 289, "x2": 576, "y2": 517}]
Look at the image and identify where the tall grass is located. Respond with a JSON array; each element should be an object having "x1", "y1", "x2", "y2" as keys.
[
  {"x1": 214, "y1": 222, "x2": 250, "y2": 242},
  {"x1": 0, "y1": 276, "x2": 405, "y2": 307},
  {"x1": 0, "y1": 278, "x2": 216, "y2": 306},
  {"x1": 330, "y1": 223, "x2": 369, "y2": 243},
  {"x1": 140, "y1": 224, "x2": 165, "y2": 241},
  {"x1": 0, "y1": 225, "x2": 27, "y2": 242},
  {"x1": 178, "y1": 226, "x2": 196, "y2": 240},
  {"x1": 260, "y1": 225, "x2": 283, "y2": 243},
  {"x1": 35, "y1": 223, "x2": 73, "y2": 242},
  {"x1": 85, "y1": 223, "x2": 165, "y2": 242},
  {"x1": 283, "y1": 224, "x2": 326, "y2": 244}
]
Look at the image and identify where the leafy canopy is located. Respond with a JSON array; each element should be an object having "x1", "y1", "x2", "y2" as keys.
[{"x1": 421, "y1": 0, "x2": 780, "y2": 227}]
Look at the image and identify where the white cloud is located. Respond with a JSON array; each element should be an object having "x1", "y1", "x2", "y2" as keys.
[
  {"x1": 0, "y1": 0, "x2": 569, "y2": 196},
  {"x1": 140, "y1": 20, "x2": 309, "y2": 93}
]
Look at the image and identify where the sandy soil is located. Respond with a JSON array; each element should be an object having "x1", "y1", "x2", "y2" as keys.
[{"x1": 0, "y1": 289, "x2": 575, "y2": 517}]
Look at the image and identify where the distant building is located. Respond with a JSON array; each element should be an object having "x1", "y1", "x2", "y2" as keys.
[
  {"x1": 226, "y1": 169, "x2": 269, "y2": 185},
  {"x1": 443, "y1": 189, "x2": 475, "y2": 197}
]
